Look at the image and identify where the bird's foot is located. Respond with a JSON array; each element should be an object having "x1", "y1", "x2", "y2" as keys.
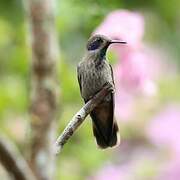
[{"x1": 103, "y1": 82, "x2": 115, "y2": 93}]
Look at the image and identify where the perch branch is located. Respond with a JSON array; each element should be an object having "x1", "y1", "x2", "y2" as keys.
[
  {"x1": 0, "y1": 135, "x2": 36, "y2": 180},
  {"x1": 53, "y1": 83, "x2": 113, "y2": 155}
]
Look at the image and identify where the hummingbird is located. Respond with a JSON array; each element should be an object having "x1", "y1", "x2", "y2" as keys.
[{"x1": 77, "y1": 34, "x2": 126, "y2": 148}]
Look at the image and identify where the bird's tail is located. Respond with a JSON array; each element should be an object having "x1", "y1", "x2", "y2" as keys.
[
  {"x1": 90, "y1": 101, "x2": 120, "y2": 149},
  {"x1": 92, "y1": 118, "x2": 120, "y2": 148}
]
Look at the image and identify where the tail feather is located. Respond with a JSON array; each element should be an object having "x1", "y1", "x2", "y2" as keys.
[
  {"x1": 108, "y1": 121, "x2": 120, "y2": 147},
  {"x1": 92, "y1": 121, "x2": 109, "y2": 148},
  {"x1": 90, "y1": 93, "x2": 120, "y2": 149},
  {"x1": 92, "y1": 116, "x2": 119, "y2": 148}
]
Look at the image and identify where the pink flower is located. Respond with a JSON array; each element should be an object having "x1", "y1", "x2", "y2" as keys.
[
  {"x1": 94, "y1": 10, "x2": 144, "y2": 49},
  {"x1": 158, "y1": 158, "x2": 180, "y2": 180},
  {"x1": 93, "y1": 10, "x2": 161, "y2": 120},
  {"x1": 88, "y1": 164, "x2": 129, "y2": 180},
  {"x1": 147, "y1": 104, "x2": 180, "y2": 155},
  {"x1": 88, "y1": 149, "x2": 160, "y2": 180},
  {"x1": 147, "y1": 104, "x2": 180, "y2": 180},
  {"x1": 114, "y1": 48, "x2": 158, "y2": 94}
]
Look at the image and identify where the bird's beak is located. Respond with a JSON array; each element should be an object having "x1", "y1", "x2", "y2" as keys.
[{"x1": 110, "y1": 40, "x2": 127, "y2": 44}]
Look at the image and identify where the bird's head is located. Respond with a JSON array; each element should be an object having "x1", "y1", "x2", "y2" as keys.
[{"x1": 86, "y1": 34, "x2": 126, "y2": 58}]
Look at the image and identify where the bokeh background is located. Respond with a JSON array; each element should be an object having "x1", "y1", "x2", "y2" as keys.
[{"x1": 0, "y1": 0, "x2": 180, "y2": 179}]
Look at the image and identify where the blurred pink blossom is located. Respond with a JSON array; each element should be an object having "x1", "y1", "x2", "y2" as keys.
[
  {"x1": 88, "y1": 164, "x2": 129, "y2": 180},
  {"x1": 94, "y1": 10, "x2": 160, "y2": 121},
  {"x1": 114, "y1": 48, "x2": 158, "y2": 95},
  {"x1": 88, "y1": 148, "x2": 160, "y2": 180},
  {"x1": 94, "y1": 10, "x2": 144, "y2": 49},
  {"x1": 147, "y1": 104, "x2": 180, "y2": 180},
  {"x1": 158, "y1": 158, "x2": 180, "y2": 180},
  {"x1": 147, "y1": 104, "x2": 180, "y2": 155}
]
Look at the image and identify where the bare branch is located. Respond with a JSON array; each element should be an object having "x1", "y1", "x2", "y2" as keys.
[
  {"x1": 0, "y1": 135, "x2": 36, "y2": 180},
  {"x1": 53, "y1": 83, "x2": 113, "y2": 155}
]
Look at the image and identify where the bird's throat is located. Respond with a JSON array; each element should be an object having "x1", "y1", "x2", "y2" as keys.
[{"x1": 99, "y1": 47, "x2": 108, "y2": 61}]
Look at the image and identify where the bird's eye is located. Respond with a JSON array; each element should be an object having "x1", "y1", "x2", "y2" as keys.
[{"x1": 88, "y1": 38, "x2": 103, "y2": 50}]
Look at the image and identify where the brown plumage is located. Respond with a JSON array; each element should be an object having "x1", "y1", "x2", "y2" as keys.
[{"x1": 77, "y1": 34, "x2": 126, "y2": 148}]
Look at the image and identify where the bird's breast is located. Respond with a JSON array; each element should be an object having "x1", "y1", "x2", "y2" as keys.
[{"x1": 81, "y1": 61, "x2": 112, "y2": 100}]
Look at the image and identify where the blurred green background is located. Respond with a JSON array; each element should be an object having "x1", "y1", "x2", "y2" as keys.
[{"x1": 0, "y1": 0, "x2": 180, "y2": 180}]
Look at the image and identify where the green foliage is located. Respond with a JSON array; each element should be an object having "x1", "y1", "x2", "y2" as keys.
[
  {"x1": 59, "y1": 59, "x2": 80, "y2": 103},
  {"x1": 0, "y1": 0, "x2": 180, "y2": 179},
  {"x1": 0, "y1": 0, "x2": 24, "y2": 24},
  {"x1": 159, "y1": 76, "x2": 180, "y2": 102}
]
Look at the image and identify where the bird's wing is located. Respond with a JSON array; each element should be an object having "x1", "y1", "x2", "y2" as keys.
[
  {"x1": 77, "y1": 64, "x2": 82, "y2": 95},
  {"x1": 109, "y1": 64, "x2": 115, "y2": 85},
  {"x1": 91, "y1": 64, "x2": 119, "y2": 148},
  {"x1": 109, "y1": 63, "x2": 115, "y2": 111}
]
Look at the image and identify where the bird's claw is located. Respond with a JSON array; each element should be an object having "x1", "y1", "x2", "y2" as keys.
[{"x1": 103, "y1": 82, "x2": 115, "y2": 93}]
